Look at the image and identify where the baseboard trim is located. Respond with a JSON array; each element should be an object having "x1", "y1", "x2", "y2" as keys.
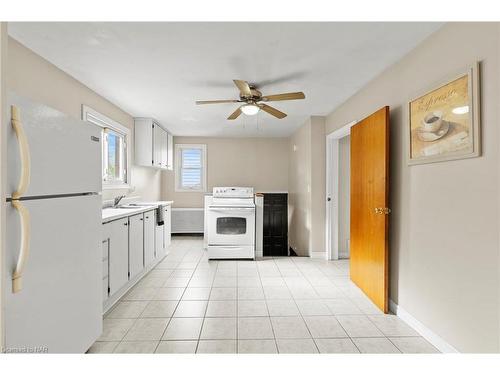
[
  {"x1": 310, "y1": 251, "x2": 327, "y2": 259},
  {"x1": 389, "y1": 299, "x2": 459, "y2": 353}
]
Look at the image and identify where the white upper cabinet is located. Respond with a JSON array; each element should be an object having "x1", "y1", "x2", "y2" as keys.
[
  {"x1": 134, "y1": 118, "x2": 173, "y2": 170},
  {"x1": 160, "y1": 128, "x2": 169, "y2": 169},
  {"x1": 153, "y1": 124, "x2": 163, "y2": 168},
  {"x1": 167, "y1": 133, "x2": 174, "y2": 170}
]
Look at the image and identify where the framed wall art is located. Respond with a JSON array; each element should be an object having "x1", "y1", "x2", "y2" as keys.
[{"x1": 407, "y1": 62, "x2": 480, "y2": 165}]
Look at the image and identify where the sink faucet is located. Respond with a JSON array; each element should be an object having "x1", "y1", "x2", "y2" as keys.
[{"x1": 113, "y1": 195, "x2": 126, "y2": 207}]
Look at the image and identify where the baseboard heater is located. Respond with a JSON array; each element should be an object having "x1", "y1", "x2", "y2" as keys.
[{"x1": 171, "y1": 208, "x2": 204, "y2": 234}]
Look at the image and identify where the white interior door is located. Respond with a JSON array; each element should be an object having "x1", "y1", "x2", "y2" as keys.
[
  {"x1": 4, "y1": 194, "x2": 102, "y2": 353},
  {"x1": 325, "y1": 121, "x2": 357, "y2": 260}
]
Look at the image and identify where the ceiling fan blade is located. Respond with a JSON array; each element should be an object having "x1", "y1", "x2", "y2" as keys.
[
  {"x1": 258, "y1": 104, "x2": 287, "y2": 119},
  {"x1": 233, "y1": 80, "x2": 252, "y2": 97},
  {"x1": 261, "y1": 92, "x2": 305, "y2": 102},
  {"x1": 227, "y1": 107, "x2": 242, "y2": 120},
  {"x1": 196, "y1": 99, "x2": 240, "y2": 105}
]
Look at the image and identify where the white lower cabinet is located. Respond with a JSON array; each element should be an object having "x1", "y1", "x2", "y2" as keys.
[
  {"x1": 144, "y1": 210, "x2": 156, "y2": 266},
  {"x1": 164, "y1": 205, "x2": 172, "y2": 250},
  {"x1": 129, "y1": 213, "x2": 144, "y2": 279},
  {"x1": 102, "y1": 204, "x2": 173, "y2": 310},
  {"x1": 103, "y1": 217, "x2": 129, "y2": 297},
  {"x1": 102, "y1": 240, "x2": 109, "y2": 301},
  {"x1": 155, "y1": 223, "x2": 165, "y2": 259}
]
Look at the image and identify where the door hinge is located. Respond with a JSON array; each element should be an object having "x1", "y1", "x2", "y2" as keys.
[
  {"x1": 107, "y1": 287, "x2": 110, "y2": 295},
  {"x1": 128, "y1": 271, "x2": 130, "y2": 279}
]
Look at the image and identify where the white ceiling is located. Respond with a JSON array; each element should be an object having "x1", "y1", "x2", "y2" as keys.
[{"x1": 9, "y1": 22, "x2": 442, "y2": 137}]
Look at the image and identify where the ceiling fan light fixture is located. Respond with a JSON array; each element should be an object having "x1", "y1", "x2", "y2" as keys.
[{"x1": 241, "y1": 104, "x2": 260, "y2": 116}]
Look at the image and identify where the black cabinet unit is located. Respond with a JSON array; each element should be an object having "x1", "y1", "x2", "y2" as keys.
[{"x1": 263, "y1": 193, "x2": 288, "y2": 257}]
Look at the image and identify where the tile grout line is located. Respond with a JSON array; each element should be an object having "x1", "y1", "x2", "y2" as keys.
[
  {"x1": 158, "y1": 241, "x2": 203, "y2": 352},
  {"x1": 155, "y1": 241, "x2": 184, "y2": 352},
  {"x1": 196, "y1": 254, "x2": 218, "y2": 353},
  {"x1": 287, "y1": 257, "x2": 322, "y2": 353},
  {"x1": 256, "y1": 260, "x2": 278, "y2": 353},
  {"x1": 93, "y1": 238, "x2": 433, "y2": 354}
]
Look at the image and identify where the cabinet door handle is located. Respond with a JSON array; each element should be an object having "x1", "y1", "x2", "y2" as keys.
[
  {"x1": 140, "y1": 218, "x2": 143, "y2": 221},
  {"x1": 124, "y1": 223, "x2": 128, "y2": 226}
]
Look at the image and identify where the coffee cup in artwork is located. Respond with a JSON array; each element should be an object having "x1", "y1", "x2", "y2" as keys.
[{"x1": 421, "y1": 111, "x2": 443, "y2": 132}]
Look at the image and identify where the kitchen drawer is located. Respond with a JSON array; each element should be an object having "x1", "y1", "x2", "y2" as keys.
[
  {"x1": 102, "y1": 260, "x2": 108, "y2": 279},
  {"x1": 102, "y1": 277, "x2": 109, "y2": 301}
]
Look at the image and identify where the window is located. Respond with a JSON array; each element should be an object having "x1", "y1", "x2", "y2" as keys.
[
  {"x1": 175, "y1": 144, "x2": 207, "y2": 192},
  {"x1": 103, "y1": 129, "x2": 126, "y2": 184},
  {"x1": 82, "y1": 106, "x2": 130, "y2": 189}
]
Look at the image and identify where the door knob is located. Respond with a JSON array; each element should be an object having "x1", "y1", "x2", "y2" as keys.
[{"x1": 374, "y1": 207, "x2": 391, "y2": 214}]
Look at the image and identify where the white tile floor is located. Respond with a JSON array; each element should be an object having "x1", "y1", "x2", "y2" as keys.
[{"x1": 88, "y1": 236, "x2": 439, "y2": 354}]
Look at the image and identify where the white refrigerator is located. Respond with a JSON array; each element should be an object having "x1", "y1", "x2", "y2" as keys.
[{"x1": 3, "y1": 93, "x2": 102, "y2": 353}]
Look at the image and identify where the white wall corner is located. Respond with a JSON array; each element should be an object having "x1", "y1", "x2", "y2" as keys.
[{"x1": 389, "y1": 299, "x2": 459, "y2": 353}]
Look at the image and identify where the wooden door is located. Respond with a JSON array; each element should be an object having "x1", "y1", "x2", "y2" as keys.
[
  {"x1": 263, "y1": 193, "x2": 288, "y2": 256},
  {"x1": 350, "y1": 106, "x2": 390, "y2": 313}
]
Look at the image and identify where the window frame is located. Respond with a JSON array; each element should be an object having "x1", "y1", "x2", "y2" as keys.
[
  {"x1": 174, "y1": 143, "x2": 207, "y2": 192},
  {"x1": 82, "y1": 105, "x2": 131, "y2": 190}
]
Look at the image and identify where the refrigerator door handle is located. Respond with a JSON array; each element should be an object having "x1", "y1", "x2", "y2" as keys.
[
  {"x1": 11, "y1": 199, "x2": 31, "y2": 293},
  {"x1": 11, "y1": 105, "x2": 31, "y2": 200}
]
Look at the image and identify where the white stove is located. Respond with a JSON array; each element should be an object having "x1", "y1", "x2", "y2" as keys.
[{"x1": 206, "y1": 187, "x2": 255, "y2": 260}]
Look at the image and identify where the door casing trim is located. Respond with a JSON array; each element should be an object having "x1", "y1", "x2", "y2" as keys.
[{"x1": 325, "y1": 120, "x2": 357, "y2": 260}]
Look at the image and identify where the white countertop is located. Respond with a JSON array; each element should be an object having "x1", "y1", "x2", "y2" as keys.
[{"x1": 102, "y1": 201, "x2": 173, "y2": 223}]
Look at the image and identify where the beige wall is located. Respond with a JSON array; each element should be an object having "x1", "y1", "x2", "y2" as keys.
[
  {"x1": 310, "y1": 117, "x2": 326, "y2": 256},
  {"x1": 288, "y1": 119, "x2": 311, "y2": 256},
  {"x1": 338, "y1": 135, "x2": 350, "y2": 258},
  {"x1": 0, "y1": 22, "x2": 7, "y2": 350},
  {"x1": 162, "y1": 137, "x2": 289, "y2": 208},
  {"x1": 6, "y1": 37, "x2": 161, "y2": 201},
  {"x1": 288, "y1": 116, "x2": 326, "y2": 256},
  {"x1": 325, "y1": 23, "x2": 500, "y2": 352}
]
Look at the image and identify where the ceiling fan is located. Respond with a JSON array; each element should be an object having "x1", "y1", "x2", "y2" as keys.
[{"x1": 196, "y1": 80, "x2": 305, "y2": 120}]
